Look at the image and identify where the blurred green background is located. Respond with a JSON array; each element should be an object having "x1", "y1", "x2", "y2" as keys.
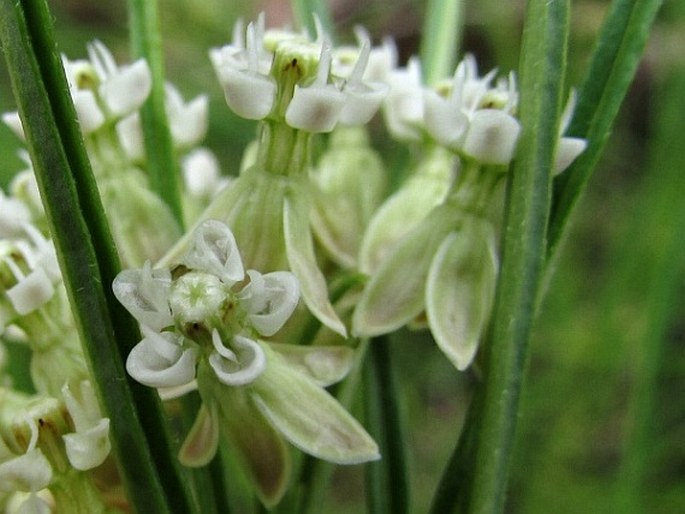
[{"x1": 1, "y1": 1, "x2": 683, "y2": 512}]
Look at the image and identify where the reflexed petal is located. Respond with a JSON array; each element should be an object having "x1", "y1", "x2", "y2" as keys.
[
  {"x1": 423, "y1": 89, "x2": 469, "y2": 149},
  {"x1": 112, "y1": 263, "x2": 173, "y2": 330},
  {"x1": 461, "y1": 109, "x2": 521, "y2": 165},
  {"x1": 220, "y1": 67, "x2": 276, "y2": 120},
  {"x1": 179, "y1": 403, "x2": 220, "y2": 467},
  {"x1": 126, "y1": 329, "x2": 197, "y2": 389},
  {"x1": 71, "y1": 89, "x2": 105, "y2": 133},
  {"x1": 209, "y1": 334, "x2": 266, "y2": 386},
  {"x1": 183, "y1": 219, "x2": 245, "y2": 283},
  {"x1": 251, "y1": 346, "x2": 379, "y2": 464},
  {"x1": 116, "y1": 112, "x2": 145, "y2": 161},
  {"x1": 182, "y1": 148, "x2": 222, "y2": 197},
  {"x1": 353, "y1": 205, "x2": 460, "y2": 337},
  {"x1": 62, "y1": 418, "x2": 111, "y2": 470},
  {"x1": 241, "y1": 270, "x2": 300, "y2": 336},
  {"x1": 358, "y1": 149, "x2": 453, "y2": 273},
  {"x1": 99, "y1": 59, "x2": 152, "y2": 117},
  {"x1": 339, "y1": 82, "x2": 388, "y2": 126},
  {"x1": 285, "y1": 84, "x2": 346, "y2": 133},
  {"x1": 170, "y1": 94, "x2": 209, "y2": 147},
  {"x1": 554, "y1": 136, "x2": 587, "y2": 174},
  {"x1": 266, "y1": 342, "x2": 354, "y2": 387},
  {"x1": 6, "y1": 268, "x2": 55, "y2": 315},
  {"x1": 206, "y1": 379, "x2": 291, "y2": 506},
  {"x1": 2, "y1": 111, "x2": 25, "y2": 140},
  {"x1": 283, "y1": 195, "x2": 347, "y2": 337},
  {"x1": 426, "y1": 223, "x2": 498, "y2": 370},
  {"x1": 0, "y1": 449, "x2": 52, "y2": 492}
]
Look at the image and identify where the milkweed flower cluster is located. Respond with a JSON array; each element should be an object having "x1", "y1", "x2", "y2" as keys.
[{"x1": 0, "y1": 9, "x2": 589, "y2": 512}]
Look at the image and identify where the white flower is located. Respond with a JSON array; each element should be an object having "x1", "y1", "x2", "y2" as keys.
[
  {"x1": 112, "y1": 261, "x2": 173, "y2": 331},
  {"x1": 383, "y1": 57, "x2": 425, "y2": 141},
  {"x1": 61, "y1": 381, "x2": 111, "y2": 471},
  {"x1": 239, "y1": 270, "x2": 300, "y2": 337},
  {"x1": 554, "y1": 90, "x2": 588, "y2": 174},
  {"x1": 208, "y1": 331, "x2": 266, "y2": 386},
  {"x1": 210, "y1": 15, "x2": 277, "y2": 120}
]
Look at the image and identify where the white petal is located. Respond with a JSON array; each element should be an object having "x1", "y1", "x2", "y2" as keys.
[
  {"x1": 72, "y1": 89, "x2": 105, "y2": 133},
  {"x1": 220, "y1": 67, "x2": 276, "y2": 120},
  {"x1": 241, "y1": 270, "x2": 300, "y2": 337},
  {"x1": 2, "y1": 111, "x2": 25, "y2": 140},
  {"x1": 285, "y1": 84, "x2": 346, "y2": 133},
  {"x1": 554, "y1": 136, "x2": 587, "y2": 174},
  {"x1": 209, "y1": 335, "x2": 266, "y2": 386},
  {"x1": 6, "y1": 268, "x2": 55, "y2": 315},
  {"x1": 0, "y1": 449, "x2": 52, "y2": 492},
  {"x1": 62, "y1": 418, "x2": 111, "y2": 470},
  {"x1": 183, "y1": 219, "x2": 245, "y2": 283},
  {"x1": 112, "y1": 263, "x2": 173, "y2": 330},
  {"x1": 339, "y1": 82, "x2": 389, "y2": 126},
  {"x1": 125, "y1": 330, "x2": 197, "y2": 389},
  {"x1": 423, "y1": 89, "x2": 469, "y2": 149},
  {"x1": 182, "y1": 148, "x2": 222, "y2": 197},
  {"x1": 99, "y1": 59, "x2": 152, "y2": 117},
  {"x1": 462, "y1": 109, "x2": 521, "y2": 165},
  {"x1": 116, "y1": 112, "x2": 145, "y2": 161}
]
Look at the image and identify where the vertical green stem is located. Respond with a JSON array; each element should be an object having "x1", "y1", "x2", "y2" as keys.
[
  {"x1": 364, "y1": 336, "x2": 410, "y2": 514},
  {"x1": 421, "y1": 0, "x2": 464, "y2": 85},
  {"x1": 127, "y1": 0, "x2": 185, "y2": 227},
  {"x1": 0, "y1": 1, "x2": 195, "y2": 512},
  {"x1": 430, "y1": 1, "x2": 569, "y2": 512}
]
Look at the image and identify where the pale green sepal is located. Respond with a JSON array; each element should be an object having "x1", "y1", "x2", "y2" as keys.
[
  {"x1": 178, "y1": 403, "x2": 219, "y2": 468},
  {"x1": 283, "y1": 194, "x2": 347, "y2": 337},
  {"x1": 426, "y1": 223, "x2": 498, "y2": 370},
  {"x1": 358, "y1": 148, "x2": 454, "y2": 273},
  {"x1": 251, "y1": 345, "x2": 379, "y2": 464},
  {"x1": 353, "y1": 205, "x2": 460, "y2": 338},
  {"x1": 266, "y1": 342, "x2": 354, "y2": 387}
]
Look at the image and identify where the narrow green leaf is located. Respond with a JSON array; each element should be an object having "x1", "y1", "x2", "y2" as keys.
[
  {"x1": 613, "y1": 58, "x2": 685, "y2": 512},
  {"x1": 430, "y1": 1, "x2": 569, "y2": 512},
  {"x1": 127, "y1": 0, "x2": 185, "y2": 227},
  {"x1": 0, "y1": 2, "x2": 195, "y2": 513},
  {"x1": 421, "y1": 0, "x2": 464, "y2": 85},
  {"x1": 547, "y1": 0, "x2": 663, "y2": 257},
  {"x1": 364, "y1": 336, "x2": 410, "y2": 514}
]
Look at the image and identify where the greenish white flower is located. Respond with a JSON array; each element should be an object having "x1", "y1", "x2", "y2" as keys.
[{"x1": 114, "y1": 220, "x2": 378, "y2": 506}]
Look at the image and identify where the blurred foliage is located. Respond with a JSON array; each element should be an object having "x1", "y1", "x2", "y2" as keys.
[{"x1": 0, "y1": 0, "x2": 683, "y2": 512}]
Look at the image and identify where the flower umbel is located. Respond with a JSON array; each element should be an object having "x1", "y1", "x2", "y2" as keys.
[{"x1": 113, "y1": 220, "x2": 378, "y2": 506}]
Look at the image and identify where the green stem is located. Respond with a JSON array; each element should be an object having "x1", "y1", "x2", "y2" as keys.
[
  {"x1": 364, "y1": 336, "x2": 410, "y2": 514},
  {"x1": 421, "y1": 0, "x2": 464, "y2": 85},
  {"x1": 0, "y1": 2, "x2": 195, "y2": 513},
  {"x1": 127, "y1": 0, "x2": 185, "y2": 228},
  {"x1": 430, "y1": 1, "x2": 569, "y2": 512}
]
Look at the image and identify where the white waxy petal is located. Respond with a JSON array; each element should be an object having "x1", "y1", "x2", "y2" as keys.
[
  {"x1": 221, "y1": 68, "x2": 277, "y2": 120},
  {"x1": 112, "y1": 263, "x2": 173, "y2": 331},
  {"x1": 2, "y1": 111, "x2": 25, "y2": 140},
  {"x1": 72, "y1": 89, "x2": 105, "y2": 133},
  {"x1": 183, "y1": 219, "x2": 245, "y2": 283},
  {"x1": 0, "y1": 449, "x2": 53, "y2": 492},
  {"x1": 209, "y1": 334, "x2": 266, "y2": 386},
  {"x1": 0, "y1": 192, "x2": 32, "y2": 238},
  {"x1": 61, "y1": 381, "x2": 102, "y2": 432},
  {"x1": 339, "y1": 82, "x2": 388, "y2": 126},
  {"x1": 99, "y1": 59, "x2": 152, "y2": 117},
  {"x1": 285, "y1": 83, "x2": 346, "y2": 132},
  {"x1": 383, "y1": 58, "x2": 425, "y2": 141},
  {"x1": 554, "y1": 136, "x2": 587, "y2": 174},
  {"x1": 126, "y1": 329, "x2": 198, "y2": 389},
  {"x1": 461, "y1": 109, "x2": 521, "y2": 165},
  {"x1": 283, "y1": 195, "x2": 347, "y2": 337},
  {"x1": 423, "y1": 89, "x2": 469, "y2": 149},
  {"x1": 116, "y1": 112, "x2": 145, "y2": 161},
  {"x1": 170, "y1": 94, "x2": 209, "y2": 147},
  {"x1": 62, "y1": 418, "x2": 111, "y2": 470},
  {"x1": 6, "y1": 267, "x2": 55, "y2": 315},
  {"x1": 241, "y1": 270, "x2": 300, "y2": 337},
  {"x1": 182, "y1": 148, "x2": 222, "y2": 197}
]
